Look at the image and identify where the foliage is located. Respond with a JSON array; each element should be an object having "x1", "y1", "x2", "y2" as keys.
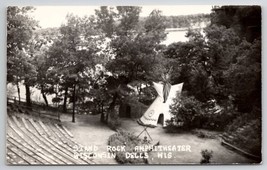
[
  {"x1": 7, "y1": 6, "x2": 38, "y2": 83},
  {"x1": 207, "y1": 6, "x2": 261, "y2": 113},
  {"x1": 108, "y1": 131, "x2": 147, "y2": 164},
  {"x1": 191, "y1": 129, "x2": 218, "y2": 139},
  {"x1": 31, "y1": 28, "x2": 61, "y2": 106},
  {"x1": 94, "y1": 6, "x2": 170, "y2": 124},
  {"x1": 45, "y1": 13, "x2": 103, "y2": 114},
  {"x1": 231, "y1": 119, "x2": 261, "y2": 157},
  {"x1": 7, "y1": 6, "x2": 38, "y2": 58},
  {"x1": 199, "y1": 110, "x2": 238, "y2": 131},
  {"x1": 165, "y1": 119, "x2": 185, "y2": 133},
  {"x1": 211, "y1": 6, "x2": 261, "y2": 42},
  {"x1": 95, "y1": 6, "x2": 116, "y2": 37},
  {"x1": 225, "y1": 112, "x2": 261, "y2": 157},
  {"x1": 169, "y1": 93, "x2": 204, "y2": 130},
  {"x1": 164, "y1": 6, "x2": 261, "y2": 115},
  {"x1": 164, "y1": 30, "x2": 211, "y2": 101},
  {"x1": 224, "y1": 40, "x2": 261, "y2": 112},
  {"x1": 200, "y1": 149, "x2": 213, "y2": 163},
  {"x1": 138, "y1": 87, "x2": 156, "y2": 105},
  {"x1": 7, "y1": 6, "x2": 261, "y2": 141},
  {"x1": 7, "y1": 6, "x2": 39, "y2": 106},
  {"x1": 168, "y1": 92, "x2": 239, "y2": 131},
  {"x1": 105, "y1": 7, "x2": 167, "y2": 83}
]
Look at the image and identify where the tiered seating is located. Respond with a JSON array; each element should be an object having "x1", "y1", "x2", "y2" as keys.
[{"x1": 6, "y1": 105, "x2": 96, "y2": 165}]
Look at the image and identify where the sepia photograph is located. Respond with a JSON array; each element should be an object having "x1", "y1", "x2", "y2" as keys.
[{"x1": 6, "y1": 5, "x2": 261, "y2": 165}]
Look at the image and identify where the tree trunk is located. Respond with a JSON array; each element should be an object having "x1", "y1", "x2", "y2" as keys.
[
  {"x1": 100, "y1": 112, "x2": 105, "y2": 122},
  {"x1": 98, "y1": 103, "x2": 101, "y2": 114},
  {"x1": 16, "y1": 81, "x2": 21, "y2": 104},
  {"x1": 137, "y1": 84, "x2": 142, "y2": 95},
  {"x1": 41, "y1": 85, "x2": 49, "y2": 106},
  {"x1": 25, "y1": 84, "x2": 32, "y2": 108},
  {"x1": 72, "y1": 84, "x2": 76, "y2": 123},
  {"x1": 42, "y1": 93, "x2": 49, "y2": 107},
  {"x1": 100, "y1": 102, "x2": 105, "y2": 122},
  {"x1": 106, "y1": 92, "x2": 118, "y2": 123},
  {"x1": 101, "y1": 103, "x2": 104, "y2": 114},
  {"x1": 63, "y1": 86, "x2": 68, "y2": 113}
]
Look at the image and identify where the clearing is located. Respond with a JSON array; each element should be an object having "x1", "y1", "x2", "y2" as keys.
[{"x1": 60, "y1": 113, "x2": 256, "y2": 164}]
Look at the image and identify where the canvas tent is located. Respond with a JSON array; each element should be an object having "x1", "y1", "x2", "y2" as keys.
[{"x1": 138, "y1": 82, "x2": 183, "y2": 127}]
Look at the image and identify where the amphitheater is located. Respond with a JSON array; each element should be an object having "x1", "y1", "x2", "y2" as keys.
[{"x1": 6, "y1": 102, "x2": 96, "y2": 165}]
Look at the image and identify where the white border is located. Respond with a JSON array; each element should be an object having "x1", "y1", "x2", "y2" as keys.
[{"x1": 0, "y1": 1, "x2": 265, "y2": 170}]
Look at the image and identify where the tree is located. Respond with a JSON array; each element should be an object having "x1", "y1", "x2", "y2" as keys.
[
  {"x1": 47, "y1": 14, "x2": 83, "y2": 114},
  {"x1": 224, "y1": 39, "x2": 261, "y2": 112},
  {"x1": 164, "y1": 29, "x2": 211, "y2": 101},
  {"x1": 116, "y1": 6, "x2": 142, "y2": 36},
  {"x1": 95, "y1": 6, "x2": 116, "y2": 38},
  {"x1": 207, "y1": 6, "x2": 261, "y2": 112},
  {"x1": 95, "y1": 7, "x2": 169, "y2": 123},
  {"x1": 47, "y1": 13, "x2": 101, "y2": 122},
  {"x1": 211, "y1": 6, "x2": 261, "y2": 42},
  {"x1": 107, "y1": 8, "x2": 167, "y2": 82},
  {"x1": 164, "y1": 6, "x2": 261, "y2": 112},
  {"x1": 7, "y1": 6, "x2": 38, "y2": 107},
  {"x1": 31, "y1": 28, "x2": 60, "y2": 106},
  {"x1": 169, "y1": 93, "x2": 204, "y2": 130}
]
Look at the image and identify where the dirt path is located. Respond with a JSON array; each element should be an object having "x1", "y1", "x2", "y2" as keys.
[
  {"x1": 60, "y1": 114, "x2": 256, "y2": 164},
  {"x1": 60, "y1": 113, "x2": 118, "y2": 164},
  {"x1": 119, "y1": 118, "x2": 257, "y2": 164}
]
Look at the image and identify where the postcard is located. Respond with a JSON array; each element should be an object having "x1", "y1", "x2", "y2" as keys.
[{"x1": 6, "y1": 5, "x2": 262, "y2": 165}]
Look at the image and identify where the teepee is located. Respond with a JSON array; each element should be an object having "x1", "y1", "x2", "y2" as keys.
[{"x1": 138, "y1": 82, "x2": 183, "y2": 127}]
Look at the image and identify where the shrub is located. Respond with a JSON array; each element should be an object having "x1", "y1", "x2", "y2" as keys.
[
  {"x1": 168, "y1": 92, "x2": 241, "y2": 131},
  {"x1": 200, "y1": 149, "x2": 213, "y2": 164},
  {"x1": 138, "y1": 85, "x2": 157, "y2": 105},
  {"x1": 193, "y1": 98, "x2": 238, "y2": 131},
  {"x1": 226, "y1": 113, "x2": 249, "y2": 133},
  {"x1": 108, "y1": 131, "x2": 148, "y2": 164},
  {"x1": 168, "y1": 91, "x2": 254, "y2": 132},
  {"x1": 199, "y1": 108, "x2": 238, "y2": 131},
  {"x1": 165, "y1": 118, "x2": 187, "y2": 133},
  {"x1": 191, "y1": 129, "x2": 218, "y2": 139},
  {"x1": 225, "y1": 113, "x2": 261, "y2": 157},
  {"x1": 169, "y1": 94, "x2": 204, "y2": 130}
]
